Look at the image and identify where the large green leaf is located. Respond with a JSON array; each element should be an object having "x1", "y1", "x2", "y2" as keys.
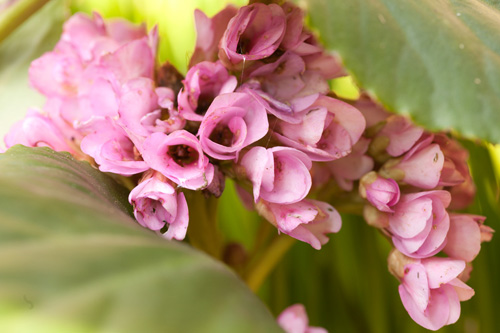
[
  {"x1": 307, "y1": 0, "x2": 500, "y2": 143},
  {"x1": 0, "y1": 146, "x2": 281, "y2": 333}
]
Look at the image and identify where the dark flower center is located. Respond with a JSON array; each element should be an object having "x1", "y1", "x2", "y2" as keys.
[
  {"x1": 168, "y1": 144, "x2": 198, "y2": 167},
  {"x1": 195, "y1": 93, "x2": 214, "y2": 116},
  {"x1": 209, "y1": 124, "x2": 235, "y2": 147}
]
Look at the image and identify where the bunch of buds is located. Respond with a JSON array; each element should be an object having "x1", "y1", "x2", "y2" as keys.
[{"x1": 4, "y1": 1, "x2": 493, "y2": 331}]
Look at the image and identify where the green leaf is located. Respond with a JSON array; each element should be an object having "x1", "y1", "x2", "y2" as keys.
[
  {"x1": 307, "y1": 0, "x2": 500, "y2": 143},
  {"x1": 0, "y1": 146, "x2": 281, "y2": 333}
]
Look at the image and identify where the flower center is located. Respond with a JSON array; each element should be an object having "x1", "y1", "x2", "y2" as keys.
[
  {"x1": 209, "y1": 124, "x2": 234, "y2": 147},
  {"x1": 168, "y1": 144, "x2": 198, "y2": 167}
]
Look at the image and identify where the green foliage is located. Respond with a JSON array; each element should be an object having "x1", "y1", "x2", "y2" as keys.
[
  {"x1": 307, "y1": 0, "x2": 500, "y2": 143},
  {"x1": 0, "y1": 146, "x2": 281, "y2": 333}
]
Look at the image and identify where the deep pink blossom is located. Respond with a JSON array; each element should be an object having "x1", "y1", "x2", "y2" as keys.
[
  {"x1": 275, "y1": 95, "x2": 366, "y2": 161},
  {"x1": 277, "y1": 304, "x2": 327, "y2": 333},
  {"x1": 240, "y1": 146, "x2": 312, "y2": 204},
  {"x1": 219, "y1": 3, "x2": 286, "y2": 65},
  {"x1": 141, "y1": 131, "x2": 214, "y2": 190},
  {"x1": 178, "y1": 61, "x2": 237, "y2": 121},
  {"x1": 129, "y1": 172, "x2": 188, "y2": 240},
  {"x1": 389, "y1": 190, "x2": 451, "y2": 258},
  {"x1": 359, "y1": 171, "x2": 400, "y2": 213},
  {"x1": 198, "y1": 92, "x2": 268, "y2": 160},
  {"x1": 443, "y1": 214, "x2": 493, "y2": 262},
  {"x1": 257, "y1": 199, "x2": 341, "y2": 250}
]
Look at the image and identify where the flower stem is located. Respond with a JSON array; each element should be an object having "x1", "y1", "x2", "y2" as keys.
[
  {"x1": 0, "y1": 0, "x2": 51, "y2": 44},
  {"x1": 185, "y1": 191, "x2": 223, "y2": 259},
  {"x1": 244, "y1": 234, "x2": 295, "y2": 292}
]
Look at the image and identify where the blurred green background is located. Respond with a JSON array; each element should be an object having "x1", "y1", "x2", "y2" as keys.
[{"x1": 0, "y1": 0, "x2": 499, "y2": 332}]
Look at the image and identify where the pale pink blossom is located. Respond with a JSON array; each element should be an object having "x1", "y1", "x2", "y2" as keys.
[
  {"x1": 434, "y1": 134, "x2": 470, "y2": 187},
  {"x1": 257, "y1": 199, "x2": 341, "y2": 250},
  {"x1": 80, "y1": 118, "x2": 148, "y2": 175},
  {"x1": 4, "y1": 109, "x2": 75, "y2": 153},
  {"x1": 141, "y1": 131, "x2": 214, "y2": 190},
  {"x1": 275, "y1": 95, "x2": 366, "y2": 161},
  {"x1": 377, "y1": 115, "x2": 424, "y2": 157},
  {"x1": 198, "y1": 92, "x2": 268, "y2": 160},
  {"x1": 129, "y1": 172, "x2": 188, "y2": 240},
  {"x1": 396, "y1": 256, "x2": 474, "y2": 331},
  {"x1": 359, "y1": 171, "x2": 400, "y2": 213},
  {"x1": 389, "y1": 190, "x2": 451, "y2": 258},
  {"x1": 443, "y1": 214, "x2": 493, "y2": 262},
  {"x1": 277, "y1": 304, "x2": 327, "y2": 333},
  {"x1": 327, "y1": 137, "x2": 374, "y2": 191},
  {"x1": 382, "y1": 135, "x2": 444, "y2": 189},
  {"x1": 240, "y1": 146, "x2": 312, "y2": 204},
  {"x1": 190, "y1": 6, "x2": 238, "y2": 66},
  {"x1": 219, "y1": 3, "x2": 286, "y2": 65},
  {"x1": 178, "y1": 61, "x2": 237, "y2": 121}
]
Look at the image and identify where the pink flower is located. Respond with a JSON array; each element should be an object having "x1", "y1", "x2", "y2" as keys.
[
  {"x1": 198, "y1": 92, "x2": 268, "y2": 160},
  {"x1": 4, "y1": 109, "x2": 75, "y2": 153},
  {"x1": 359, "y1": 171, "x2": 400, "y2": 213},
  {"x1": 178, "y1": 61, "x2": 237, "y2": 121},
  {"x1": 274, "y1": 95, "x2": 366, "y2": 161},
  {"x1": 257, "y1": 199, "x2": 341, "y2": 250},
  {"x1": 377, "y1": 115, "x2": 424, "y2": 157},
  {"x1": 443, "y1": 214, "x2": 493, "y2": 262},
  {"x1": 277, "y1": 304, "x2": 327, "y2": 333},
  {"x1": 396, "y1": 256, "x2": 474, "y2": 331},
  {"x1": 189, "y1": 6, "x2": 238, "y2": 67},
  {"x1": 29, "y1": 12, "x2": 154, "y2": 100},
  {"x1": 129, "y1": 172, "x2": 189, "y2": 240},
  {"x1": 327, "y1": 137, "x2": 374, "y2": 191},
  {"x1": 219, "y1": 3, "x2": 286, "y2": 65},
  {"x1": 141, "y1": 131, "x2": 214, "y2": 190},
  {"x1": 382, "y1": 135, "x2": 444, "y2": 189},
  {"x1": 240, "y1": 146, "x2": 312, "y2": 204},
  {"x1": 389, "y1": 190, "x2": 451, "y2": 258},
  {"x1": 80, "y1": 118, "x2": 149, "y2": 175},
  {"x1": 434, "y1": 134, "x2": 470, "y2": 187}
]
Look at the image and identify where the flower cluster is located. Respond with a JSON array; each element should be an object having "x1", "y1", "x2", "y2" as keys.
[
  {"x1": 3, "y1": 1, "x2": 493, "y2": 331},
  {"x1": 352, "y1": 97, "x2": 494, "y2": 330},
  {"x1": 6, "y1": 3, "x2": 352, "y2": 248}
]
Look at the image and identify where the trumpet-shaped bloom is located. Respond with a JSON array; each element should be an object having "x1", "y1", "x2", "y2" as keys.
[
  {"x1": 141, "y1": 131, "x2": 214, "y2": 190},
  {"x1": 219, "y1": 3, "x2": 286, "y2": 65},
  {"x1": 198, "y1": 92, "x2": 268, "y2": 160},
  {"x1": 129, "y1": 172, "x2": 189, "y2": 240},
  {"x1": 178, "y1": 61, "x2": 237, "y2": 121},
  {"x1": 240, "y1": 146, "x2": 312, "y2": 204}
]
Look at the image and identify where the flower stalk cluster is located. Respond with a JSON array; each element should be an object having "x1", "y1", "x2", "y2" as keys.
[{"x1": 3, "y1": 1, "x2": 493, "y2": 331}]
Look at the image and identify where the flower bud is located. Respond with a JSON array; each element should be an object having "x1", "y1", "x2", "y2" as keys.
[{"x1": 359, "y1": 171, "x2": 400, "y2": 212}]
